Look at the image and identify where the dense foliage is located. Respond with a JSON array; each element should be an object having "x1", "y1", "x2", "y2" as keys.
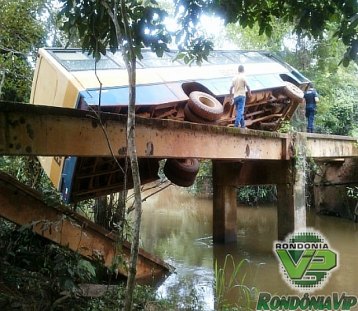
[
  {"x1": 0, "y1": 0, "x2": 48, "y2": 102},
  {"x1": 58, "y1": 0, "x2": 213, "y2": 64},
  {"x1": 192, "y1": 161, "x2": 277, "y2": 205},
  {"x1": 59, "y1": 0, "x2": 169, "y2": 58},
  {"x1": 212, "y1": 0, "x2": 357, "y2": 65},
  {"x1": 0, "y1": 220, "x2": 96, "y2": 309},
  {"x1": 315, "y1": 70, "x2": 358, "y2": 136}
]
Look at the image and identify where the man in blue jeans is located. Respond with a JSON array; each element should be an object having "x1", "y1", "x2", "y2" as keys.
[
  {"x1": 304, "y1": 83, "x2": 319, "y2": 133},
  {"x1": 229, "y1": 65, "x2": 251, "y2": 128}
]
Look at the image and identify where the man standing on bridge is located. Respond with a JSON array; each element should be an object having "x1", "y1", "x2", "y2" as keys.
[
  {"x1": 304, "y1": 82, "x2": 319, "y2": 133},
  {"x1": 229, "y1": 65, "x2": 252, "y2": 128}
]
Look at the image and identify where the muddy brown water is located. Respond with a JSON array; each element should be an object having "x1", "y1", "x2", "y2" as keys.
[{"x1": 140, "y1": 186, "x2": 358, "y2": 310}]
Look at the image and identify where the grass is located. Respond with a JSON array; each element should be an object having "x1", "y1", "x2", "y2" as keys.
[{"x1": 214, "y1": 254, "x2": 258, "y2": 310}]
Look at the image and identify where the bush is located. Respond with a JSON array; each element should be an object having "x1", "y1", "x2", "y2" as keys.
[
  {"x1": 236, "y1": 185, "x2": 277, "y2": 206},
  {"x1": 0, "y1": 220, "x2": 97, "y2": 310}
]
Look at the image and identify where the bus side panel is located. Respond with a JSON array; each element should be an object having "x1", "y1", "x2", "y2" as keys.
[
  {"x1": 30, "y1": 54, "x2": 80, "y2": 108},
  {"x1": 30, "y1": 56, "x2": 58, "y2": 106},
  {"x1": 38, "y1": 156, "x2": 64, "y2": 190},
  {"x1": 31, "y1": 51, "x2": 82, "y2": 194}
]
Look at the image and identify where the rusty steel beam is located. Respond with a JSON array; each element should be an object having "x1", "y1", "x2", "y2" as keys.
[
  {"x1": 0, "y1": 172, "x2": 171, "y2": 280},
  {"x1": 0, "y1": 102, "x2": 290, "y2": 160},
  {"x1": 1, "y1": 103, "x2": 357, "y2": 160}
]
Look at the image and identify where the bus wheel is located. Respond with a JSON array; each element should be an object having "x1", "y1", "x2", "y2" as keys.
[
  {"x1": 283, "y1": 82, "x2": 304, "y2": 102},
  {"x1": 164, "y1": 158, "x2": 199, "y2": 187},
  {"x1": 184, "y1": 105, "x2": 216, "y2": 124},
  {"x1": 188, "y1": 91, "x2": 223, "y2": 121}
]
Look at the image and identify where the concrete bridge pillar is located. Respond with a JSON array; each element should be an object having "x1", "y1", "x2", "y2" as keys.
[
  {"x1": 276, "y1": 133, "x2": 307, "y2": 240},
  {"x1": 212, "y1": 164, "x2": 235, "y2": 243},
  {"x1": 276, "y1": 160, "x2": 306, "y2": 240},
  {"x1": 212, "y1": 158, "x2": 306, "y2": 244},
  {"x1": 212, "y1": 161, "x2": 241, "y2": 243}
]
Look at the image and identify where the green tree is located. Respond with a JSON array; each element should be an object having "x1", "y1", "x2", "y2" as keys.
[
  {"x1": 0, "y1": 0, "x2": 60, "y2": 212},
  {"x1": 0, "y1": 0, "x2": 48, "y2": 102},
  {"x1": 226, "y1": 19, "x2": 293, "y2": 52},
  {"x1": 212, "y1": 0, "x2": 357, "y2": 65},
  {"x1": 314, "y1": 69, "x2": 358, "y2": 136}
]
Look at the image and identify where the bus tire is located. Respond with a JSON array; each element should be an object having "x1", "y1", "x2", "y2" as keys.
[
  {"x1": 188, "y1": 91, "x2": 223, "y2": 121},
  {"x1": 164, "y1": 168, "x2": 196, "y2": 187},
  {"x1": 184, "y1": 105, "x2": 216, "y2": 124},
  {"x1": 283, "y1": 82, "x2": 304, "y2": 102},
  {"x1": 164, "y1": 158, "x2": 199, "y2": 187},
  {"x1": 165, "y1": 158, "x2": 199, "y2": 176}
]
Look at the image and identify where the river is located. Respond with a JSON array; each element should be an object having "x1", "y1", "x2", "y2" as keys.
[{"x1": 140, "y1": 185, "x2": 358, "y2": 310}]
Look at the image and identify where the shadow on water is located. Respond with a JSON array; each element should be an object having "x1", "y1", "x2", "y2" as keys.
[{"x1": 140, "y1": 185, "x2": 358, "y2": 310}]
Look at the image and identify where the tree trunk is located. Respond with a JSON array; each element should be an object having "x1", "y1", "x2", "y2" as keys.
[
  {"x1": 93, "y1": 196, "x2": 110, "y2": 229},
  {"x1": 123, "y1": 58, "x2": 142, "y2": 311},
  {"x1": 115, "y1": 190, "x2": 128, "y2": 244},
  {"x1": 93, "y1": 193, "x2": 127, "y2": 232},
  {"x1": 0, "y1": 71, "x2": 5, "y2": 99},
  {"x1": 101, "y1": 2, "x2": 143, "y2": 309}
]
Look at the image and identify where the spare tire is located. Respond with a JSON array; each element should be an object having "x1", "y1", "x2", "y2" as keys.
[
  {"x1": 164, "y1": 168, "x2": 197, "y2": 187},
  {"x1": 283, "y1": 82, "x2": 304, "y2": 102},
  {"x1": 164, "y1": 158, "x2": 199, "y2": 187},
  {"x1": 184, "y1": 105, "x2": 217, "y2": 124},
  {"x1": 188, "y1": 91, "x2": 223, "y2": 121},
  {"x1": 165, "y1": 158, "x2": 199, "y2": 177}
]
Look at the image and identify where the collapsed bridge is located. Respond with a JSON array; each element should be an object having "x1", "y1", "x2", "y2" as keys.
[
  {"x1": 1, "y1": 48, "x2": 357, "y2": 278},
  {"x1": 1, "y1": 102, "x2": 357, "y2": 245}
]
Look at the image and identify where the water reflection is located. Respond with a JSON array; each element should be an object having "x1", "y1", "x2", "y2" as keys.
[{"x1": 140, "y1": 185, "x2": 358, "y2": 310}]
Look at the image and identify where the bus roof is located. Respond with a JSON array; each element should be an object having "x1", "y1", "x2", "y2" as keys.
[{"x1": 38, "y1": 48, "x2": 309, "y2": 107}]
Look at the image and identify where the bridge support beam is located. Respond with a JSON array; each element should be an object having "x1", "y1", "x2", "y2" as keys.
[
  {"x1": 212, "y1": 161, "x2": 242, "y2": 243},
  {"x1": 212, "y1": 157, "x2": 306, "y2": 243},
  {"x1": 276, "y1": 161, "x2": 306, "y2": 240},
  {"x1": 277, "y1": 133, "x2": 307, "y2": 239}
]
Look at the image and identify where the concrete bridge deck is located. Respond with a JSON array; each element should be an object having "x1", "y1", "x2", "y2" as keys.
[{"x1": 0, "y1": 102, "x2": 357, "y2": 246}]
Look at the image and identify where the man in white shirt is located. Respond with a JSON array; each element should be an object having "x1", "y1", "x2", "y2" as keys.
[{"x1": 229, "y1": 65, "x2": 251, "y2": 128}]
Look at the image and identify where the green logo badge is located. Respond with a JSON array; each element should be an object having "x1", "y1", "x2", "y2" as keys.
[{"x1": 274, "y1": 229, "x2": 338, "y2": 291}]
